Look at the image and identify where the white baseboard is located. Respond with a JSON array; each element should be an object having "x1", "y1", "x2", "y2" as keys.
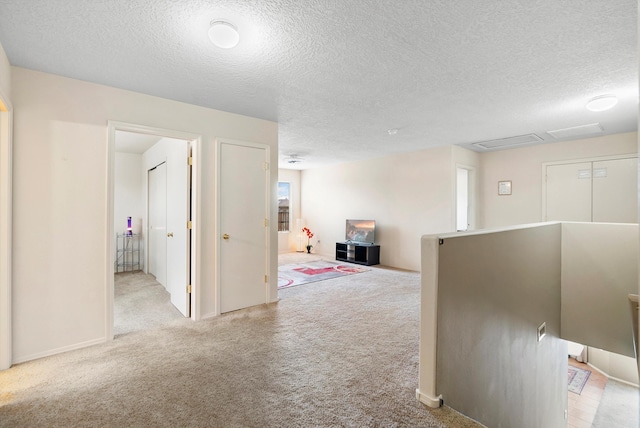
[
  {"x1": 587, "y1": 362, "x2": 640, "y2": 388},
  {"x1": 200, "y1": 311, "x2": 219, "y2": 320},
  {"x1": 13, "y1": 337, "x2": 108, "y2": 365},
  {"x1": 415, "y1": 388, "x2": 442, "y2": 408}
]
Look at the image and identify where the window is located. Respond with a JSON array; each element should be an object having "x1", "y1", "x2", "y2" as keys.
[{"x1": 278, "y1": 182, "x2": 290, "y2": 232}]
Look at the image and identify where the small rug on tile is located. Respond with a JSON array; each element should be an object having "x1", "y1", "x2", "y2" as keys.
[
  {"x1": 278, "y1": 260, "x2": 369, "y2": 289},
  {"x1": 568, "y1": 366, "x2": 591, "y2": 394}
]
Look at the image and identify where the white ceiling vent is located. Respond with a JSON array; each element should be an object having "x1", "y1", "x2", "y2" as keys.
[
  {"x1": 472, "y1": 134, "x2": 543, "y2": 150},
  {"x1": 546, "y1": 123, "x2": 603, "y2": 139}
]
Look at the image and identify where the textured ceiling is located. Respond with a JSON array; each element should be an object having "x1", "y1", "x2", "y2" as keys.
[{"x1": 0, "y1": 1, "x2": 637, "y2": 169}]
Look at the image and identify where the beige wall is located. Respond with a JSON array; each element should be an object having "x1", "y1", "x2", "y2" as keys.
[
  {"x1": 480, "y1": 132, "x2": 637, "y2": 228},
  {"x1": 561, "y1": 223, "x2": 638, "y2": 359},
  {"x1": 278, "y1": 169, "x2": 301, "y2": 253},
  {"x1": 298, "y1": 133, "x2": 636, "y2": 271},
  {"x1": 419, "y1": 222, "x2": 639, "y2": 425},
  {"x1": 427, "y1": 224, "x2": 566, "y2": 427},
  {"x1": 11, "y1": 67, "x2": 278, "y2": 363},
  {"x1": 301, "y1": 146, "x2": 455, "y2": 271},
  {"x1": 0, "y1": 42, "x2": 10, "y2": 101},
  {"x1": 0, "y1": 42, "x2": 12, "y2": 370}
]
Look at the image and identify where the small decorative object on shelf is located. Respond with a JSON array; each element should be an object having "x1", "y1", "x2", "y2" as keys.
[{"x1": 302, "y1": 227, "x2": 314, "y2": 253}]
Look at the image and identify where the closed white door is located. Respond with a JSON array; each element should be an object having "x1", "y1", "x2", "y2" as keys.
[
  {"x1": 166, "y1": 141, "x2": 190, "y2": 316},
  {"x1": 545, "y1": 162, "x2": 592, "y2": 222},
  {"x1": 546, "y1": 157, "x2": 637, "y2": 223},
  {"x1": 148, "y1": 162, "x2": 167, "y2": 287},
  {"x1": 592, "y1": 158, "x2": 637, "y2": 223},
  {"x1": 219, "y1": 141, "x2": 268, "y2": 313}
]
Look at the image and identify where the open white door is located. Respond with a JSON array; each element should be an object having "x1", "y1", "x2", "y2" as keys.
[
  {"x1": 219, "y1": 141, "x2": 268, "y2": 313},
  {"x1": 148, "y1": 162, "x2": 167, "y2": 287},
  {"x1": 166, "y1": 141, "x2": 190, "y2": 317}
]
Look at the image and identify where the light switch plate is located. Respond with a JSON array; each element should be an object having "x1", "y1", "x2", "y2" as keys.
[{"x1": 537, "y1": 322, "x2": 546, "y2": 342}]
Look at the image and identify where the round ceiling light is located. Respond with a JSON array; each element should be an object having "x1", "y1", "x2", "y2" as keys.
[
  {"x1": 208, "y1": 20, "x2": 239, "y2": 49},
  {"x1": 586, "y1": 94, "x2": 618, "y2": 112},
  {"x1": 285, "y1": 155, "x2": 304, "y2": 164}
]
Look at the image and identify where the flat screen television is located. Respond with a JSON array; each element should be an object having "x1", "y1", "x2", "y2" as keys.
[{"x1": 345, "y1": 219, "x2": 375, "y2": 244}]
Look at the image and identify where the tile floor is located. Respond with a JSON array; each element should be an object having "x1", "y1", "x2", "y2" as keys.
[{"x1": 567, "y1": 358, "x2": 608, "y2": 428}]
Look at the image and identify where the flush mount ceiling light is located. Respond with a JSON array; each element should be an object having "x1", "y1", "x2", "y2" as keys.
[
  {"x1": 586, "y1": 94, "x2": 618, "y2": 112},
  {"x1": 208, "y1": 20, "x2": 239, "y2": 49},
  {"x1": 387, "y1": 128, "x2": 399, "y2": 135},
  {"x1": 285, "y1": 155, "x2": 304, "y2": 164}
]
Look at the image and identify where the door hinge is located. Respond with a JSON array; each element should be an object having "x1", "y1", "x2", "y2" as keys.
[
  {"x1": 264, "y1": 275, "x2": 268, "y2": 283},
  {"x1": 264, "y1": 218, "x2": 268, "y2": 227},
  {"x1": 187, "y1": 220, "x2": 193, "y2": 230},
  {"x1": 187, "y1": 284, "x2": 192, "y2": 293},
  {"x1": 188, "y1": 156, "x2": 193, "y2": 166},
  {"x1": 264, "y1": 162, "x2": 269, "y2": 171}
]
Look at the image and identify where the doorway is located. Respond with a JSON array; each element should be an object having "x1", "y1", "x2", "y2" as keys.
[
  {"x1": 107, "y1": 122, "x2": 201, "y2": 339},
  {"x1": 456, "y1": 165, "x2": 475, "y2": 231}
]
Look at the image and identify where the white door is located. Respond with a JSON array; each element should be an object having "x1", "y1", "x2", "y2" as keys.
[
  {"x1": 166, "y1": 141, "x2": 190, "y2": 316},
  {"x1": 592, "y1": 158, "x2": 637, "y2": 223},
  {"x1": 219, "y1": 141, "x2": 268, "y2": 313},
  {"x1": 546, "y1": 158, "x2": 638, "y2": 223},
  {"x1": 545, "y1": 162, "x2": 592, "y2": 222},
  {"x1": 148, "y1": 162, "x2": 167, "y2": 287}
]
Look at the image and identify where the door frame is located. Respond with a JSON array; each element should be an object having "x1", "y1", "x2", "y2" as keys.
[
  {"x1": 215, "y1": 138, "x2": 272, "y2": 316},
  {"x1": 0, "y1": 90, "x2": 12, "y2": 370},
  {"x1": 453, "y1": 163, "x2": 476, "y2": 232},
  {"x1": 106, "y1": 121, "x2": 202, "y2": 339},
  {"x1": 541, "y1": 153, "x2": 637, "y2": 222}
]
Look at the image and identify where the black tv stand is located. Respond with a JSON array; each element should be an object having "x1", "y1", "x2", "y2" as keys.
[{"x1": 335, "y1": 242, "x2": 380, "y2": 266}]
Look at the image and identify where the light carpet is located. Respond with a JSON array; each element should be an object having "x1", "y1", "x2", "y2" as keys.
[
  {"x1": 592, "y1": 379, "x2": 640, "y2": 427},
  {"x1": 278, "y1": 259, "x2": 369, "y2": 289},
  {"x1": 0, "y1": 264, "x2": 481, "y2": 427}
]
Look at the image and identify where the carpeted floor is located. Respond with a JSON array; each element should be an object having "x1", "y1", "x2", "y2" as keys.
[
  {"x1": 0, "y1": 258, "x2": 481, "y2": 427},
  {"x1": 114, "y1": 271, "x2": 184, "y2": 336},
  {"x1": 592, "y1": 379, "x2": 639, "y2": 427}
]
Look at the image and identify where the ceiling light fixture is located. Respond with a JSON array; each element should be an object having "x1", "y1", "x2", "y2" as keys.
[
  {"x1": 285, "y1": 155, "x2": 304, "y2": 164},
  {"x1": 387, "y1": 128, "x2": 399, "y2": 135},
  {"x1": 586, "y1": 94, "x2": 618, "y2": 112},
  {"x1": 208, "y1": 20, "x2": 240, "y2": 49}
]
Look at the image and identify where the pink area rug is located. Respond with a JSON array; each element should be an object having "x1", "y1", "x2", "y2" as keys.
[
  {"x1": 568, "y1": 365, "x2": 591, "y2": 395},
  {"x1": 278, "y1": 260, "x2": 369, "y2": 289}
]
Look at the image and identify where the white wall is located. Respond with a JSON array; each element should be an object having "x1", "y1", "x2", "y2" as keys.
[
  {"x1": 480, "y1": 132, "x2": 637, "y2": 228},
  {"x1": 11, "y1": 67, "x2": 278, "y2": 363},
  {"x1": 278, "y1": 169, "x2": 301, "y2": 253},
  {"x1": 301, "y1": 146, "x2": 456, "y2": 271}
]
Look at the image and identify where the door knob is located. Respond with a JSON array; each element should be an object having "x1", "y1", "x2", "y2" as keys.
[
  {"x1": 167, "y1": 232, "x2": 174, "y2": 237},
  {"x1": 223, "y1": 234, "x2": 230, "y2": 240}
]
